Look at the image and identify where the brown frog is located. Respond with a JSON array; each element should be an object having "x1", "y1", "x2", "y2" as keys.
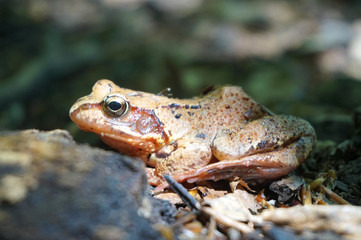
[{"x1": 69, "y1": 80, "x2": 316, "y2": 191}]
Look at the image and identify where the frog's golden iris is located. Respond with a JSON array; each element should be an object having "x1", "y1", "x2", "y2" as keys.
[{"x1": 103, "y1": 94, "x2": 130, "y2": 118}]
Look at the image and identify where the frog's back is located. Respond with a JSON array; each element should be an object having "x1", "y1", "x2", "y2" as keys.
[
  {"x1": 204, "y1": 86, "x2": 272, "y2": 124},
  {"x1": 155, "y1": 86, "x2": 272, "y2": 143}
]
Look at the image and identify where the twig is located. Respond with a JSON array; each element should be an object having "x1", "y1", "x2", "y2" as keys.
[
  {"x1": 206, "y1": 217, "x2": 216, "y2": 240},
  {"x1": 321, "y1": 185, "x2": 351, "y2": 205},
  {"x1": 163, "y1": 174, "x2": 201, "y2": 211}
]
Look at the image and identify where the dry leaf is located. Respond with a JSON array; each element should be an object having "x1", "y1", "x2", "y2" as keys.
[
  {"x1": 154, "y1": 192, "x2": 184, "y2": 205},
  {"x1": 197, "y1": 186, "x2": 228, "y2": 200},
  {"x1": 261, "y1": 205, "x2": 361, "y2": 239},
  {"x1": 203, "y1": 189, "x2": 260, "y2": 222}
]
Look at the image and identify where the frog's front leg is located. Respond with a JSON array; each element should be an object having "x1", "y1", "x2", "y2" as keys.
[{"x1": 149, "y1": 138, "x2": 212, "y2": 185}]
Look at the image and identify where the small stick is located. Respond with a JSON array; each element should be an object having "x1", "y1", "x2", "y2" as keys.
[
  {"x1": 163, "y1": 174, "x2": 201, "y2": 211},
  {"x1": 301, "y1": 184, "x2": 312, "y2": 205},
  {"x1": 321, "y1": 185, "x2": 351, "y2": 205},
  {"x1": 206, "y1": 217, "x2": 216, "y2": 240}
]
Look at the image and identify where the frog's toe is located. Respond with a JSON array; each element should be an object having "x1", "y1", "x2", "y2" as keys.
[{"x1": 146, "y1": 168, "x2": 164, "y2": 186}]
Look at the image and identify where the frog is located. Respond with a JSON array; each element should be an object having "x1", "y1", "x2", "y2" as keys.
[{"x1": 69, "y1": 80, "x2": 316, "y2": 192}]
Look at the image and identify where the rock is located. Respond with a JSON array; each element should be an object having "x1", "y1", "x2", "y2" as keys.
[{"x1": 0, "y1": 129, "x2": 162, "y2": 240}]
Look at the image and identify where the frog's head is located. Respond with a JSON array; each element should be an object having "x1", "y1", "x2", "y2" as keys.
[{"x1": 69, "y1": 79, "x2": 169, "y2": 158}]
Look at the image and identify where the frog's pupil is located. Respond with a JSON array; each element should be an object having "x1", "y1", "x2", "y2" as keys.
[{"x1": 108, "y1": 101, "x2": 122, "y2": 111}]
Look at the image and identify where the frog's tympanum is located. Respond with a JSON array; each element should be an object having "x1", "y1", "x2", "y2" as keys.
[{"x1": 70, "y1": 80, "x2": 316, "y2": 191}]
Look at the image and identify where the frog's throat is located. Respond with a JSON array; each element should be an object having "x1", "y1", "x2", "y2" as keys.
[
  {"x1": 99, "y1": 132, "x2": 166, "y2": 158},
  {"x1": 74, "y1": 120, "x2": 165, "y2": 150}
]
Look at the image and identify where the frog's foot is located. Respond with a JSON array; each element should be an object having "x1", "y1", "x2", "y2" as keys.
[
  {"x1": 154, "y1": 134, "x2": 314, "y2": 192},
  {"x1": 146, "y1": 167, "x2": 164, "y2": 186},
  {"x1": 151, "y1": 138, "x2": 212, "y2": 191}
]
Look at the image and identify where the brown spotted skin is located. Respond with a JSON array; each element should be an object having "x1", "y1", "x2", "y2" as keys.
[{"x1": 70, "y1": 80, "x2": 316, "y2": 191}]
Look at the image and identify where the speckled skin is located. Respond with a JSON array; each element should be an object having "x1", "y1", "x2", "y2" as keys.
[{"x1": 70, "y1": 80, "x2": 316, "y2": 191}]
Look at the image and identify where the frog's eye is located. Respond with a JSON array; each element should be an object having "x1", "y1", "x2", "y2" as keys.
[{"x1": 103, "y1": 94, "x2": 130, "y2": 117}]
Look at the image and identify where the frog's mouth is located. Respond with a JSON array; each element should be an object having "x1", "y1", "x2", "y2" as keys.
[
  {"x1": 70, "y1": 104, "x2": 142, "y2": 141},
  {"x1": 75, "y1": 120, "x2": 158, "y2": 157},
  {"x1": 70, "y1": 102, "x2": 167, "y2": 158},
  {"x1": 74, "y1": 120, "x2": 143, "y2": 144},
  {"x1": 71, "y1": 115, "x2": 162, "y2": 159}
]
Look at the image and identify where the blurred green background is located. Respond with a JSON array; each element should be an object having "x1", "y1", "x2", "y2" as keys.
[{"x1": 1, "y1": 0, "x2": 361, "y2": 145}]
